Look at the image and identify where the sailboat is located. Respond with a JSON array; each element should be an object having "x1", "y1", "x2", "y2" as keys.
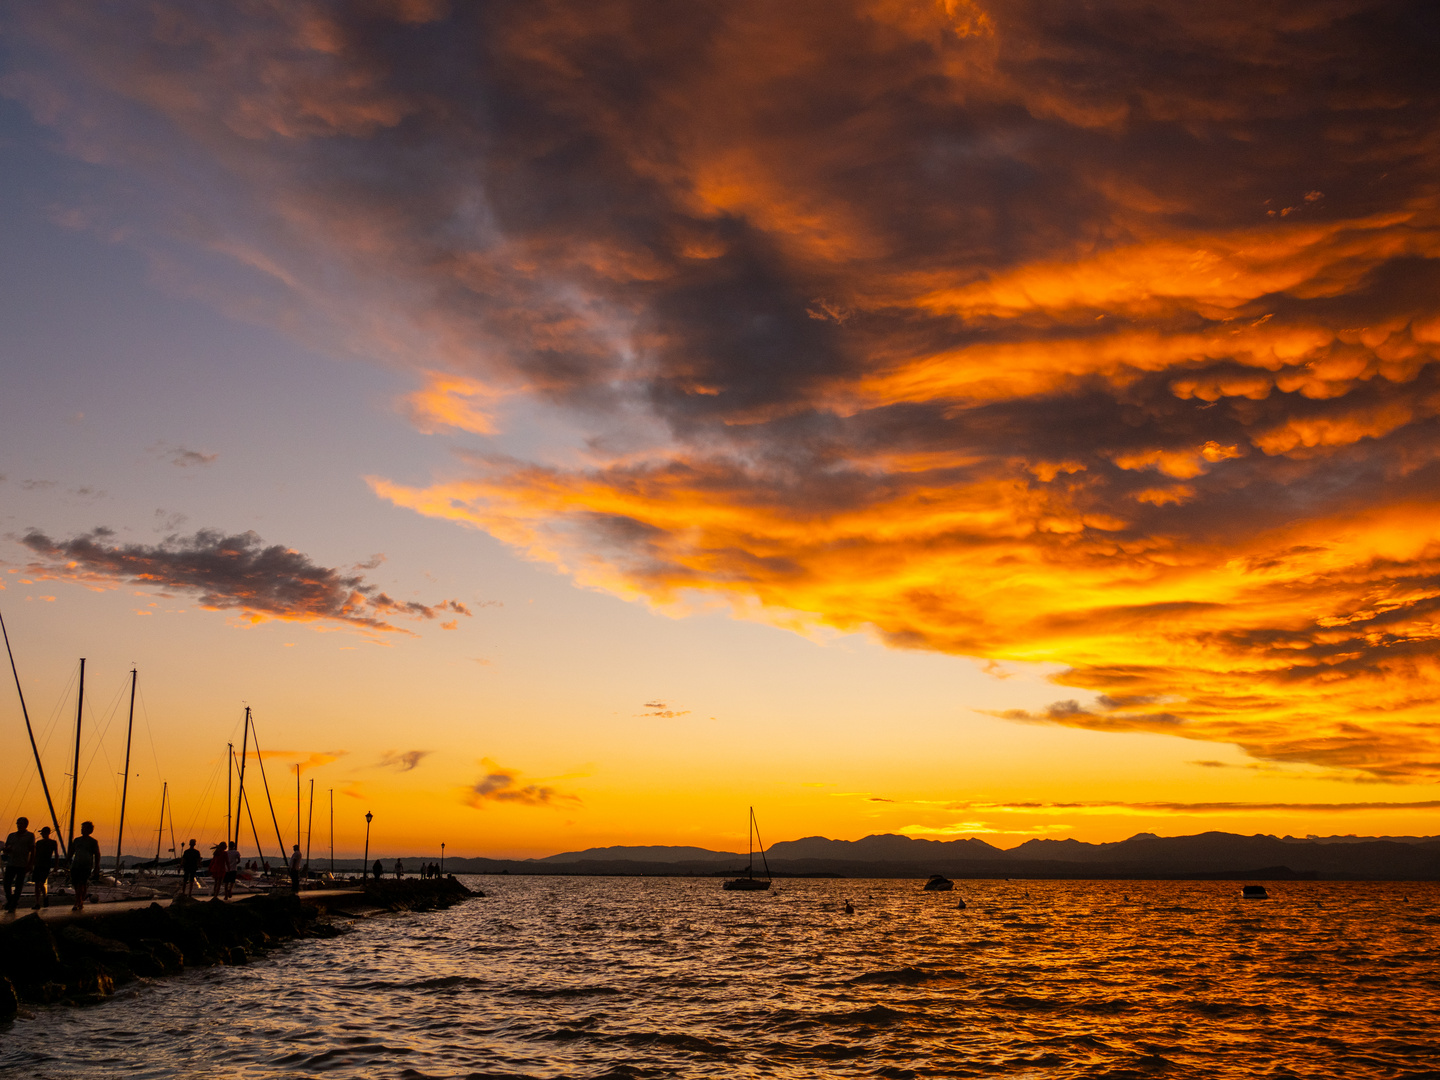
[{"x1": 722, "y1": 806, "x2": 772, "y2": 891}]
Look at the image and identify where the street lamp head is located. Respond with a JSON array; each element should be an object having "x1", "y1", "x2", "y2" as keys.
[{"x1": 365, "y1": 811, "x2": 373, "y2": 824}]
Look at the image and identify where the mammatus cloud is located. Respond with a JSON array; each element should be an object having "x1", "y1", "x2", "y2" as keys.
[
  {"x1": 463, "y1": 758, "x2": 581, "y2": 809},
  {"x1": 19, "y1": 528, "x2": 473, "y2": 633},
  {"x1": 9, "y1": 1, "x2": 1440, "y2": 777},
  {"x1": 376, "y1": 749, "x2": 430, "y2": 772}
]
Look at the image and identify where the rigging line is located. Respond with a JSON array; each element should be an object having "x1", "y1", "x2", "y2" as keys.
[
  {"x1": 36, "y1": 663, "x2": 79, "y2": 770},
  {"x1": 244, "y1": 713, "x2": 291, "y2": 864},
  {"x1": 753, "y1": 807, "x2": 771, "y2": 880},
  {"x1": 176, "y1": 751, "x2": 226, "y2": 844},
  {"x1": 1, "y1": 609, "x2": 67, "y2": 853},
  {"x1": 240, "y1": 783, "x2": 267, "y2": 868},
  {"x1": 134, "y1": 682, "x2": 166, "y2": 795},
  {"x1": 78, "y1": 671, "x2": 130, "y2": 790},
  {"x1": 167, "y1": 783, "x2": 178, "y2": 858}
]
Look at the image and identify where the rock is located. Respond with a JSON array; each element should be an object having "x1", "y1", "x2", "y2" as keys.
[
  {"x1": 0, "y1": 975, "x2": 18, "y2": 1018},
  {"x1": 226, "y1": 946, "x2": 248, "y2": 966},
  {"x1": 139, "y1": 939, "x2": 184, "y2": 974},
  {"x1": 0, "y1": 913, "x2": 63, "y2": 985}
]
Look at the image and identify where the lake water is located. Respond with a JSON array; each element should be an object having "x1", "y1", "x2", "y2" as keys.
[{"x1": 3, "y1": 876, "x2": 1439, "y2": 1078}]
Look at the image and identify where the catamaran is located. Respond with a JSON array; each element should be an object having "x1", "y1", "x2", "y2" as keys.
[{"x1": 722, "y1": 806, "x2": 772, "y2": 891}]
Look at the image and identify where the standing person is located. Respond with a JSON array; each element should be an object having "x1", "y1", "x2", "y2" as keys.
[
  {"x1": 209, "y1": 842, "x2": 228, "y2": 898},
  {"x1": 31, "y1": 826, "x2": 58, "y2": 910},
  {"x1": 3, "y1": 817, "x2": 35, "y2": 913},
  {"x1": 180, "y1": 839, "x2": 202, "y2": 896},
  {"x1": 394, "y1": 858, "x2": 404, "y2": 880},
  {"x1": 70, "y1": 821, "x2": 101, "y2": 913},
  {"x1": 224, "y1": 843, "x2": 241, "y2": 900},
  {"x1": 289, "y1": 845, "x2": 302, "y2": 893},
  {"x1": 372, "y1": 858, "x2": 383, "y2": 881}
]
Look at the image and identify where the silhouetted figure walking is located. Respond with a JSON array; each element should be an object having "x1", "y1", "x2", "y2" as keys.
[
  {"x1": 394, "y1": 859, "x2": 404, "y2": 880},
  {"x1": 3, "y1": 817, "x2": 34, "y2": 913},
  {"x1": 181, "y1": 839, "x2": 202, "y2": 896},
  {"x1": 31, "y1": 826, "x2": 58, "y2": 909},
  {"x1": 224, "y1": 843, "x2": 241, "y2": 899},
  {"x1": 290, "y1": 845, "x2": 303, "y2": 893},
  {"x1": 70, "y1": 821, "x2": 101, "y2": 913},
  {"x1": 209, "y1": 842, "x2": 228, "y2": 898}
]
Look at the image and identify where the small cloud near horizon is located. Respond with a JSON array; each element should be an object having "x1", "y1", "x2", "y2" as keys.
[
  {"x1": 639, "y1": 701, "x2": 690, "y2": 719},
  {"x1": 149, "y1": 441, "x2": 218, "y2": 468},
  {"x1": 376, "y1": 749, "x2": 431, "y2": 772},
  {"x1": 463, "y1": 758, "x2": 581, "y2": 809}
]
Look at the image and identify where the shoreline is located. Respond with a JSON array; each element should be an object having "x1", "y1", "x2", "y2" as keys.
[{"x1": 0, "y1": 877, "x2": 477, "y2": 1020}]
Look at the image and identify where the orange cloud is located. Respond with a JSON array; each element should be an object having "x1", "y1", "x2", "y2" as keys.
[
  {"x1": 463, "y1": 758, "x2": 581, "y2": 809},
  {"x1": 15, "y1": 0, "x2": 1440, "y2": 782}
]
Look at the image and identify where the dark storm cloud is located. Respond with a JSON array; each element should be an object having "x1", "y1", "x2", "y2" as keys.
[
  {"x1": 8, "y1": 0, "x2": 1440, "y2": 776},
  {"x1": 19, "y1": 527, "x2": 472, "y2": 632}
]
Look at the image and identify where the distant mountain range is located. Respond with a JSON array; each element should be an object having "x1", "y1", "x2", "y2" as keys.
[
  {"x1": 139, "y1": 831, "x2": 1440, "y2": 879},
  {"x1": 436, "y1": 831, "x2": 1440, "y2": 880}
]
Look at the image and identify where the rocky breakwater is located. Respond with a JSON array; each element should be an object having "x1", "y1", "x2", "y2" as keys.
[{"x1": 0, "y1": 876, "x2": 476, "y2": 1018}]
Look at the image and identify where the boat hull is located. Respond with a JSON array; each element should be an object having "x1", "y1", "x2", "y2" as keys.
[{"x1": 722, "y1": 878, "x2": 772, "y2": 891}]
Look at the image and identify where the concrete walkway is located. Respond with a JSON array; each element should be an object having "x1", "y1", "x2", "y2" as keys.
[{"x1": 0, "y1": 888, "x2": 363, "y2": 926}]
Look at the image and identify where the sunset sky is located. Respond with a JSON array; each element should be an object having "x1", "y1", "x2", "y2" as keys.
[{"x1": 3, "y1": 0, "x2": 1440, "y2": 860}]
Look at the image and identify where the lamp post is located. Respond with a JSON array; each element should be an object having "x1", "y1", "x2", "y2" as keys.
[
  {"x1": 363, "y1": 811, "x2": 373, "y2": 881},
  {"x1": 441, "y1": 842, "x2": 445, "y2": 877}
]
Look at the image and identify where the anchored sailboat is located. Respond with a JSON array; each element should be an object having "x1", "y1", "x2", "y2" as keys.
[{"x1": 722, "y1": 806, "x2": 772, "y2": 891}]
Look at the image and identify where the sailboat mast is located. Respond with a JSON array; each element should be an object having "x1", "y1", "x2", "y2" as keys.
[
  {"x1": 155, "y1": 780, "x2": 167, "y2": 865},
  {"x1": 233, "y1": 707, "x2": 250, "y2": 849},
  {"x1": 329, "y1": 788, "x2": 334, "y2": 874},
  {"x1": 296, "y1": 765, "x2": 301, "y2": 851},
  {"x1": 114, "y1": 667, "x2": 136, "y2": 872},
  {"x1": 0, "y1": 610, "x2": 66, "y2": 856},
  {"x1": 67, "y1": 658, "x2": 85, "y2": 851},
  {"x1": 226, "y1": 741, "x2": 233, "y2": 848},
  {"x1": 306, "y1": 778, "x2": 314, "y2": 865}
]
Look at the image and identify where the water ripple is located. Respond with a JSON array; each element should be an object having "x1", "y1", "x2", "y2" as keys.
[{"x1": 3, "y1": 878, "x2": 1440, "y2": 1077}]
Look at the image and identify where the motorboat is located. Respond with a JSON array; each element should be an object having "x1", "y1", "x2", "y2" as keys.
[
  {"x1": 923, "y1": 874, "x2": 954, "y2": 891},
  {"x1": 1242, "y1": 884, "x2": 1269, "y2": 899}
]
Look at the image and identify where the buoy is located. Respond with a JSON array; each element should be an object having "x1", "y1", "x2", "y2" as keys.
[
  {"x1": 956, "y1": 898, "x2": 967, "y2": 910},
  {"x1": 844, "y1": 900, "x2": 855, "y2": 914}
]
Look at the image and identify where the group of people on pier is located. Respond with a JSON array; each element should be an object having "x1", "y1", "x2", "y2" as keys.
[
  {"x1": 369, "y1": 859, "x2": 444, "y2": 880},
  {"x1": 8, "y1": 814, "x2": 451, "y2": 916},
  {"x1": 3, "y1": 816, "x2": 103, "y2": 913}
]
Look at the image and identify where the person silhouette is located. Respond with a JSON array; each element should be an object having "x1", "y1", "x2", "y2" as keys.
[
  {"x1": 31, "y1": 826, "x2": 58, "y2": 910},
  {"x1": 209, "y1": 842, "x2": 228, "y2": 898},
  {"x1": 373, "y1": 858, "x2": 383, "y2": 881},
  {"x1": 70, "y1": 821, "x2": 101, "y2": 913},
  {"x1": 289, "y1": 845, "x2": 303, "y2": 893},
  {"x1": 181, "y1": 839, "x2": 202, "y2": 896},
  {"x1": 844, "y1": 899, "x2": 855, "y2": 914},
  {"x1": 3, "y1": 816, "x2": 34, "y2": 913}
]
